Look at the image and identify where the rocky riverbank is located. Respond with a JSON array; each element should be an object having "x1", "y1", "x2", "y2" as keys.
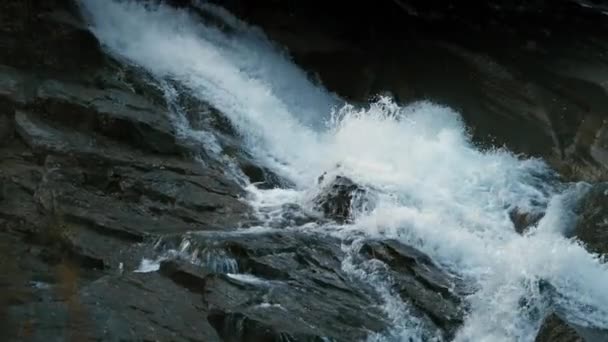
[{"x1": 1, "y1": 0, "x2": 608, "y2": 341}]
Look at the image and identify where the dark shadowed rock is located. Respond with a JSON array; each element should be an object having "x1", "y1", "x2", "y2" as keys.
[
  {"x1": 313, "y1": 175, "x2": 373, "y2": 223},
  {"x1": 359, "y1": 239, "x2": 467, "y2": 339},
  {"x1": 0, "y1": 113, "x2": 13, "y2": 145},
  {"x1": 158, "y1": 259, "x2": 212, "y2": 291},
  {"x1": 30, "y1": 149, "x2": 250, "y2": 269},
  {"x1": 572, "y1": 183, "x2": 608, "y2": 255},
  {"x1": 0, "y1": 0, "x2": 104, "y2": 73},
  {"x1": 79, "y1": 273, "x2": 221, "y2": 342},
  {"x1": 207, "y1": 310, "x2": 325, "y2": 342},
  {"x1": 510, "y1": 208, "x2": 545, "y2": 234},
  {"x1": 0, "y1": 6, "x2": 255, "y2": 337},
  {"x1": 32, "y1": 79, "x2": 181, "y2": 154},
  {"x1": 536, "y1": 314, "x2": 583, "y2": 342},
  {"x1": 148, "y1": 231, "x2": 471, "y2": 340},
  {"x1": 155, "y1": 231, "x2": 388, "y2": 341},
  {"x1": 14, "y1": 110, "x2": 214, "y2": 176},
  {"x1": 0, "y1": 145, "x2": 47, "y2": 236},
  {"x1": 4, "y1": 0, "x2": 608, "y2": 340}
]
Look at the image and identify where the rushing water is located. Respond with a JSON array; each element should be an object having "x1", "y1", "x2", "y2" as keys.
[{"x1": 79, "y1": 1, "x2": 608, "y2": 341}]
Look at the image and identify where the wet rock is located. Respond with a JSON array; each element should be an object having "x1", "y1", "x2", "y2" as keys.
[
  {"x1": 536, "y1": 314, "x2": 583, "y2": 342},
  {"x1": 78, "y1": 273, "x2": 221, "y2": 342},
  {"x1": 240, "y1": 161, "x2": 290, "y2": 189},
  {"x1": 153, "y1": 231, "x2": 473, "y2": 340},
  {"x1": 313, "y1": 175, "x2": 372, "y2": 223},
  {"x1": 4, "y1": 0, "x2": 608, "y2": 340},
  {"x1": 510, "y1": 208, "x2": 544, "y2": 234},
  {"x1": 39, "y1": 176, "x2": 191, "y2": 240},
  {"x1": 247, "y1": 201, "x2": 318, "y2": 229},
  {"x1": 573, "y1": 183, "x2": 608, "y2": 255},
  {"x1": 2, "y1": 248, "x2": 104, "y2": 342},
  {"x1": 359, "y1": 239, "x2": 467, "y2": 338},
  {"x1": 0, "y1": 180, "x2": 47, "y2": 236},
  {"x1": 13, "y1": 109, "x2": 227, "y2": 178},
  {"x1": 0, "y1": 113, "x2": 13, "y2": 145},
  {"x1": 159, "y1": 259, "x2": 212, "y2": 291},
  {"x1": 5, "y1": 92, "x2": 249, "y2": 272},
  {"x1": 0, "y1": 65, "x2": 29, "y2": 112},
  {"x1": 0, "y1": 5, "x2": 254, "y2": 330},
  {"x1": 32, "y1": 79, "x2": 181, "y2": 154},
  {"x1": 204, "y1": 275, "x2": 361, "y2": 341},
  {"x1": 155, "y1": 231, "x2": 387, "y2": 341},
  {"x1": 148, "y1": 230, "x2": 471, "y2": 340},
  {"x1": 0, "y1": 0, "x2": 104, "y2": 73},
  {"x1": 0, "y1": 152, "x2": 46, "y2": 236},
  {"x1": 31, "y1": 153, "x2": 250, "y2": 269},
  {"x1": 117, "y1": 168, "x2": 249, "y2": 224}
]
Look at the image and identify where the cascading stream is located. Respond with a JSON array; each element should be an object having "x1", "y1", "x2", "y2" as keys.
[{"x1": 79, "y1": 0, "x2": 608, "y2": 341}]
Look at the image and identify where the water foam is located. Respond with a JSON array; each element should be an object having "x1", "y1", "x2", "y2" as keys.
[{"x1": 79, "y1": 1, "x2": 608, "y2": 340}]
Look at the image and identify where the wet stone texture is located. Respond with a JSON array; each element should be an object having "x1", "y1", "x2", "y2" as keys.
[{"x1": 2, "y1": 0, "x2": 608, "y2": 341}]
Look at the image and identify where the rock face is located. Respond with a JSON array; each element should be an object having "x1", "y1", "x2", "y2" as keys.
[
  {"x1": 572, "y1": 183, "x2": 608, "y2": 255},
  {"x1": 358, "y1": 240, "x2": 468, "y2": 339},
  {"x1": 152, "y1": 230, "x2": 465, "y2": 341},
  {"x1": 3, "y1": 0, "x2": 608, "y2": 341},
  {"x1": 0, "y1": 1, "x2": 253, "y2": 339},
  {"x1": 510, "y1": 208, "x2": 545, "y2": 234},
  {"x1": 0, "y1": 1, "x2": 468, "y2": 340},
  {"x1": 536, "y1": 314, "x2": 584, "y2": 342},
  {"x1": 162, "y1": 232, "x2": 387, "y2": 341},
  {"x1": 535, "y1": 312, "x2": 608, "y2": 342}
]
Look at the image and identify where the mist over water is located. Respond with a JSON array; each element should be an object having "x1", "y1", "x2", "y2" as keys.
[{"x1": 79, "y1": 0, "x2": 608, "y2": 340}]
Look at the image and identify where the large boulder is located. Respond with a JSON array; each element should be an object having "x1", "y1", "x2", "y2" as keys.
[
  {"x1": 536, "y1": 314, "x2": 583, "y2": 342},
  {"x1": 78, "y1": 273, "x2": 222, "y2": 342},
  {"x1": 358, "y1": 239, "x2": 468, "y2": 339},
  {"x1": 312, "y1": 175, "x2": 373, "y2": 223},
  {"x1": 3, "y1": 0, "x2": 608, "y2": 341},
  {"x1": 149, "y1": 231, "x2": 468, "y2": 340},
  {"x1": 146, "y1": 231, "x2": 389, "y2": 341},
  {"x1": 7, "y1": 271, "x2": 222, "y2": 342},
  {"x1": 0, "y1": 4, "x2": 257, "y2": 339},
  {"x1": 31, "y1": 79, "x2": 181, "y2": 154}
]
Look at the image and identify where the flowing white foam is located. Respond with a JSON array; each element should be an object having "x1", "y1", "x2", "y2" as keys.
[
  {"x1": 79, "y1": 0, "x2": 340, "y2": 185},
  {"x1": 134, "y1": 258, "x2": 163, "y2": 273},
  {"x1": 79, "y1": 1, "x2": 608, "y2": 340}
]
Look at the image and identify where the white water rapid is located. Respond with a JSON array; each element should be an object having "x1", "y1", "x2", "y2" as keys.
[{"x1": 79, "y1": 1, "x2": 608, "y2": 341}]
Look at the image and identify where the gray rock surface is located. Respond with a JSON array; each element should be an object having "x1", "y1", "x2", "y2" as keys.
[
  {"x1": 536, "y1": 314, "x2": 584, "y2": 342},
  {"x1": 2, "y1": 0, "x2": 608, "y2": 341},
  {"x1": 572, "y1": 183, "x2": 608, "y2": 256}
]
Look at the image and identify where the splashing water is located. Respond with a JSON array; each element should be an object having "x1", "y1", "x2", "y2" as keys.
[{"x1": 79, "y1": 0, "x2": 608, "y2": 340}]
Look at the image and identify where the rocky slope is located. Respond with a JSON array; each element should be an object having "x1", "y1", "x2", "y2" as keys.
[
  {"x1": 1, "y1": 0, "x2": 608, "y2": 341},
  {"x1": 0, "y1": 1, "x2": 465, "y2": 340}
]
